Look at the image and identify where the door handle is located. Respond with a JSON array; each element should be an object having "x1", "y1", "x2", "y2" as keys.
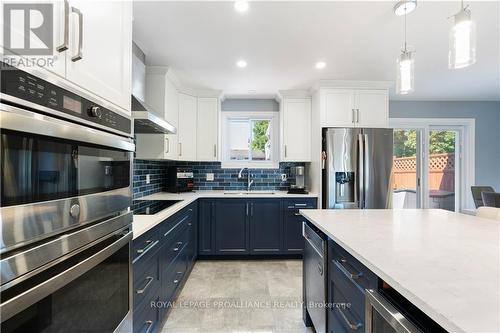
[
  {"x1": 166, "y1": 137, "x2": 170, "y2": 153},
  {"x1": 56, "y1": 0, "x2": 69, "y2": 52},
  {"x1": 336, "y1": 307, "x2": 363, "y2": 330},
  {"x1": 71, "y1": 6, "x2": 83, "y2": 62},
  {"x1": 352, "y1": 109, "x2": 355, "y2": 123},
  {"x1": 357, "y1": 134, "x2": 364, "y2": 209},
  {"x1": 136, "y1": 276, "x2": 154, "y2": 294},
  {"x1": 178, "y1": 143, "x2": 182, "y2": 156},
  {"x1": 246, "y1": 202, "x2": 249, "y2": 216},
  {"x1": 334, "y1": 258, "x2": 363, "y2": 280},
  {"x1": 356, "y1": 109, "x2": 360, "y2": 123},
  {"x1": 284, "y1": 145, "x2": 287, "y2": 158},
  {"x1": 250, "y1": 203, "x2": 254, "y2": 216},
  {"x1": 213, "y1": 144, "x2": 217, "y2": 158},
  {"x1": 143, "y1": 321, "x2": 154, "y2": 333}
]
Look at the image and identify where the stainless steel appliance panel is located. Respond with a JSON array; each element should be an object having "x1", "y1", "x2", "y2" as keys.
[
  {"x1": 303, "y1": 222, "x2": 327, "y2": 333},
  {"x1": 365, "y1": 290, "x2": 423, "y2": 333},
  {"x1": 324, "y1": 128, "x2": 362, "y2": 209},
  {"x1": 362, "y1": 129, "x2": 394, "y2": 209}
]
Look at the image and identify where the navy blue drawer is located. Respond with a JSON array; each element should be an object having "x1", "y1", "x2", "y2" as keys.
[
  {"x1": 329, "y1": 241, "x2": 377, "y2": 290},
  {"x1": 134, "y1": 295, "x2": 160, "y2": 333},
  {"x1": 284, "y1": 198, "x2": 317, "y2": 210},
  {"x1": 330, "y1": 282, "x2": 364, "y2": 333},
  {"x1": 133, "y1": 252, "x2": 161, "y2": 309},
  {"x1": 162, "y1": 252, "x2": 187, "y2": 302},
  {"x1": 331, "y1": 259, "x2": 367, "y2": 322},
  {"x1": 161, "y1": 205, "x2": 193, "y2": 239},
  {"x1": 133, "y1": 228, "x2": 161, "y2": 263}
]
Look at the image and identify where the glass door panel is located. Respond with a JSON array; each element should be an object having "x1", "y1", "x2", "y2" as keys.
[
  {"x1": 427, "y1": 129, "x2": 458, "y2": 212},
  {"x1": 392, "y1": 129, "x2": 421, "y2": 209}
]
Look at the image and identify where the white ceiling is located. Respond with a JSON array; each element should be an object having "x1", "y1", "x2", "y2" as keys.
[{"x1": 133, "y1": 1, "x2": 500, "y2": 100}]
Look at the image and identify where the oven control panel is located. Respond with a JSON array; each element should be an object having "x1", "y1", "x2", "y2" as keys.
[{"x1": 0, "y1": 63, "x2": 131, "y2": 136}]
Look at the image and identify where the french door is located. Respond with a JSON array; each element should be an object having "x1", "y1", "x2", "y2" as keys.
[{"x1": 391, "y1": 122, "x2": 469, "y2": 212}]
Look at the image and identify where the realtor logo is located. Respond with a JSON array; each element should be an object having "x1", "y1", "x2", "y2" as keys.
[{"x1": 3, "y1": 3, "x2": 53, "y2": 55}]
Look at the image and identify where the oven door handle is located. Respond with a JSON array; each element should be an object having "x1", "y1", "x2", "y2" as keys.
[
  {"x1": 0, "y1": 230, "x2": 132, "y2": 322},
  {"x1": 365, "y1": 289, "x2": 423, "y2": 333},
  {"x1": 0, "y1": 103, "x2": 135, "y2": 151}
]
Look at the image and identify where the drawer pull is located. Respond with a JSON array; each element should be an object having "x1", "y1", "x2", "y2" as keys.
[
  {"x1": 173, "y1": 247, "x2": 180, "y2": 252},
  {"x1": 335, "y1": 258, "x2": 363, "y2": 280},
  {"x1": 294, "y1": 213, "x2": 302, "y2": 216},
  {"x1": 136, "y1": 276, "x2": 154, "y2": 294},
  {"x1": 294, "y1": 203, "x2": 308, "y2": 207},
  {"x1": 137, "y1": 240, "x2": 158, "y2": 255},
  {"x1": 173, "y1": 279, "x2": 179, "y2": 284},
  {"x1": 337, "y1": 307, "x2": 363, "y2": 330},
  {"x1": 143, "y1": 320, "x2": 154, "y2": 333},
  {"x1": 164, "y1": 215, "x2": 190, "y2": 237}
]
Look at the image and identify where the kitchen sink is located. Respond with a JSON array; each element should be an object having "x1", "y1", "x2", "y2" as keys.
[{"x1": 223, "y1": 191, "x2": 276, "y2": 195}]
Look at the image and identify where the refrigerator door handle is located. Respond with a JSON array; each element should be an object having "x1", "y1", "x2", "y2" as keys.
[
  {"x1": 364, "y1": 134, "x2": 370, "y2": 209},
  {"x1": 358, "y1": 133, "x2": 364, "y2": 209}
]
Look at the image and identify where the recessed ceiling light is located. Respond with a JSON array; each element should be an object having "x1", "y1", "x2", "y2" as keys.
[
  {"x1": 236, "y1": 60, "x2": 247, "y2": 68},
  {"x1": 394, "y1": 0, "x2": 417, "y2": 16},
  {"x1": 234, "y1": 0, "x2": 249, "y2": 13},
  {"x1": 315, "y1": 61, "x2": 326, "y2": 69}
]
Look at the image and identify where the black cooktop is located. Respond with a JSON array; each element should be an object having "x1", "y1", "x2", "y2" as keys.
[{"x1": 132, "y1": 200, "x2": 182, "y2": 215}]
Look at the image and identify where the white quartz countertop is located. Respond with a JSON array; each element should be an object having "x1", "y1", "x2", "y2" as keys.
[
  {"x1": 132, "y1": 190, "x2": 317, "y2": 239},
  {"x1": 299, "y1": 209, "x2": 500, "y2": 333}
]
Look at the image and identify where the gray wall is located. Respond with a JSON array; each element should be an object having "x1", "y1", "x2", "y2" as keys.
[
  {"x1": 221, "y1": 99, "x2": 279, "y2": 112},
  {"x1": 389, "y1": 101, "x2": 500, "y2": 191}
]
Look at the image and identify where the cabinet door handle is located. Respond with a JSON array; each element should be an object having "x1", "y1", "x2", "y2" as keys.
[
  {"x1": 336, "y1": 307, "x2": 363, "y2": 330},
  {"x1": 250, "y1": 203, "x2": 254, "y2": 216},
  {"x1": 284, "y1": 145, "x2": 287, "y2": 158},
  {"x1": 178, "y1": 143, "x2": 182, "y2": 156},
  {"x1": 246, "y1": 202, "x2": 249, "y2": 216},
  {"x1": 335, "y1": 258, "x2": 363, "y2": 280},
  {"x1": 143, "y1": 321, "x2": 154, "y2": 333},
  {"x1": 165, "y1": 137, "x2": 170, "y2": 153},
  {"x1": 56, "y1": 0, "x2": 69, "y2": 52},
  {"x1": 213, "y1": 144, "x2": 217, "y2": 158},
  {"x1": 136, "y1": 240, "x2": 158, "y2": 255},
  {"x1": 71, "y1": 6, "x2": 83, "y2": 62},
  {"x1": 356, "y1": 109, "x2": 360, "y2": 123},
  {"x1": 136, "y1": 276, "x2": 154, "y2": 294},
  {"x1": 351, "y1": 109, "x2": 355, "y2": 123},
  {"x1": 294, "y1": 203, "x2": 308, "y2": 207}
]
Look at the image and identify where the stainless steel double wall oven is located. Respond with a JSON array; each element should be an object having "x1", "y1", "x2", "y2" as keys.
[{"x1": 0, "y1": 63, "x2": 135, "y2": 333}]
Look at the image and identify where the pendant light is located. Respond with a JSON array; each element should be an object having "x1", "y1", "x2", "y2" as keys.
[
  {"x1": 396, "y1": 2, "x2": 415, "y2": 95},
  {"x1": 449, "y1": 0, "x2": 476, "y2": 69}
]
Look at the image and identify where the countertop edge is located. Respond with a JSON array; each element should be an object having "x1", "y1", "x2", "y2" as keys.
[{"x1": 299, "y1": 209, "x2": 466, "y2": 333}]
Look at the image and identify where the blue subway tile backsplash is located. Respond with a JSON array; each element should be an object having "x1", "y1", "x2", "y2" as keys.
[{"x1": 133, "y1": 159, "x2": 304, "y2": 199}]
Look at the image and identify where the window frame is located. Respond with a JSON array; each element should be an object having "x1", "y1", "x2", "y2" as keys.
[{"x1": 221, "y1": 111, "x2": 279, "y2": 169}]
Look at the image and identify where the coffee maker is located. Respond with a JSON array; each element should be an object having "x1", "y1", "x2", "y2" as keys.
[{"x1": 288, "y1": 166, "x2": 308, "y2": 194}]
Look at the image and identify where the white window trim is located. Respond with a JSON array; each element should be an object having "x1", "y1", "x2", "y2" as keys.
[
  {"x1": 221, "y1": 111, "x2": 280, "y2": 169},
  {"x1": 390, "y1": 118, "x2": 475, "y2": 211}
]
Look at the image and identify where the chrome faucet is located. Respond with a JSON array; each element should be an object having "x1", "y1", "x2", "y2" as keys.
[{"x1": 238, "y1": 167, "x2": 254, "y2": 191}]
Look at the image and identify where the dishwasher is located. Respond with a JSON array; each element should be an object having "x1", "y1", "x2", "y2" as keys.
[{"x1": 303, "y1": 222, "x2": 328, "y2": 333}]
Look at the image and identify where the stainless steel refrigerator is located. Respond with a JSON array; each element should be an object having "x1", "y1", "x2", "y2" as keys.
[{"x1": 322, "y1": 128, "x2": 394, "y2": 209}]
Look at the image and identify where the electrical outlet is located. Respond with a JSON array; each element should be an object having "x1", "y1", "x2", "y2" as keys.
[
  {"x1": 206, "y1": 173, "x2": 214, "y2": 181},
  {"x1": 281, "y1": 173, "x2": 287, "y2": 182},
  {"x1": 146, "y1": 174, "x2": 150, "y2": 184}
]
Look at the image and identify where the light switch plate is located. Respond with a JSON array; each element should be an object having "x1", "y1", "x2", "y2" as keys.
[
  {"x1": 146, "y1": 174, "x2": 150, "y2": 184},
  {"x1": 206, "y1": 173, "x2": 214, "y2": 181}
]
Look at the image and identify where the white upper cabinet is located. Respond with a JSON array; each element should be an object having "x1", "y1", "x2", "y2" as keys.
[
  {"x1": 196, "y1": 97, "x2": 219, "y2": 161},
  {"x1": 282, "y1": 98, "x2": 311, "y2": 162},
  {"x1": 177, "y1": 93, "x2": 197, "y2": 161},
  {"x1": 66, "y1": 0, "x2": 132, "y2": 113},
  {"x1": 354, "y1": 89, "x2": 389, "y2": 128},
  {"x1": 322, "y1": 89, "x2": 356, "y2": 127},
  {"x1": 319, "y1": 87, "x2": 389, "y2": 128}
]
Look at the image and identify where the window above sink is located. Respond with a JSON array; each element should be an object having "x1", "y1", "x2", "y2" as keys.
[{"x1": 221, "y1": 111, "x2": 279, "y2": 169}]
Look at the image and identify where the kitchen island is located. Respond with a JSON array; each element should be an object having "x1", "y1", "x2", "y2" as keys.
[{"x1": 300, "y1": 209, "x2": 500, "y2": 333}]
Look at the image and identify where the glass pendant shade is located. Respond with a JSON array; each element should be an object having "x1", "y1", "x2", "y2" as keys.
[
  {"x1": 397, "y1": 50, "x2": 415, "y2": 95},
  {"x1": 449, "y1": 8, "x2": 476, "y2": 69}
]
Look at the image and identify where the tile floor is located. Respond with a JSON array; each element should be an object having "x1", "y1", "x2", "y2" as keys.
[{"x1": 161, "y1": 260, "x2": 314, "y2": 333}]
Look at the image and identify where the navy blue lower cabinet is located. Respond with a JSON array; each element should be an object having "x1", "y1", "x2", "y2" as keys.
[
  {"x1": 327, "y1": 239, "x2": 377, "y2": 333},
  {"x1": 249, "y1": 199, "x2": 282, "y2": 254},
  {"x1": 215, "y1": 199, "x2": 249, "y2": 254},
  {"x1": 198, "y1": 199, "x2": 216, "y2": 255},
  {"x1": 283, "y1": 199, "x2": 317, "y2": 254}
]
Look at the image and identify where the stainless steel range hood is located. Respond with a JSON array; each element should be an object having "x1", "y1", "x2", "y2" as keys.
[
  {"x1": 132, "y1": 96, "x2": 176, "y2": 134},
  {"x1": 131, "y1": 42, "x2": 176, "y2": 134}
]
